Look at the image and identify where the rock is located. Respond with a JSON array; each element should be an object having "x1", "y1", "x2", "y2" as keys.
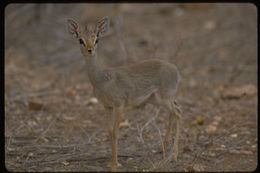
[
  {"x1": 85, "y1": 97, "x2": 99, "y2": 105},
  {"x1": 230, "y1": 134, "x2": 238, "y2": 138}
]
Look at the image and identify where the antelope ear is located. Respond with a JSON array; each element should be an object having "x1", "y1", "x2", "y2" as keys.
[
  {"x1": 95, "y1": 17, "x2": 109, "y2": 38},
  {"x1": 67, "y1": 18, "x2": 80, "y2": 38}
]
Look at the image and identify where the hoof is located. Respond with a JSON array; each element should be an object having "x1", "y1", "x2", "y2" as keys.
[{"x1": 107, "y1": 162, "x2": 122, "y2": 171}]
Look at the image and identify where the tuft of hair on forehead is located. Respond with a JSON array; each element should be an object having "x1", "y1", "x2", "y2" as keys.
[{"x1": 83, "y1": 24, "x2": 96, "y2": 36}]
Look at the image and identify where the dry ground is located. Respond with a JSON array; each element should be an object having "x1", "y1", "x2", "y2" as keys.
[{"x1": 5, "y1": 3, "x2": 257, "y2": 172}]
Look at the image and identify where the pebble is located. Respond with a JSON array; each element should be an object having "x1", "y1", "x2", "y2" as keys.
[
  {"x1": 89, "y1": 97, "x2": 98, "y2": 104},
  {"x1": 230, "y1": 134, "x2": 238, "y2": 138},
  {"x1": 251, "y1": 144, "x2": 257, "y2": 149},
  {"x1": 204, "y1": 20, "x2": 216, "y2": 30}
]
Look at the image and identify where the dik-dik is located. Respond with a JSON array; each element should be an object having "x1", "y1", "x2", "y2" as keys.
[{"x1": 67, "y1": 17, "x2": 182, "y2": 171}]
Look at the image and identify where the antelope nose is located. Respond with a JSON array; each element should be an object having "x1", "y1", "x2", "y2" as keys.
[{"x1": 88, "y1": 50, "x2": 92, "y2": 53}]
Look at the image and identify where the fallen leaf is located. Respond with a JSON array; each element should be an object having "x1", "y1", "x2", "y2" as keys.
[
  {"x1": 83, "y1": 119, "x2": 92, "y2": 124},
  {"x1": 36, "y1": 136, "x2": 49, "y2": 143},
  {"x1": 119, "y1": 119, "x2": 130, "y2": 128},
  {"x1": 251, "y1": 144, "x2": 257, "y2": 150},
  {"x1": 183, "y1": 145, "x2": 192, "y2": 153},
  {"x1": 185, "y1": 163, "x2": 204, "y2": 172},
  {"x1": 196, "y1": 116, "x2": 206, "y2": 125},
  {"x1": 206, "y1": 125, "x2": 217, "y2": 133},
  {"x1": 7, "y1": 147, "x2": 15, "y2": 152},
  {"x1": 126, "y1": 157, "x2": 133, "y2": 162},
  {"x1": 229, "y1": 149, "x2": 240, "y2": 154},
  {"x1": 62, "y1": 161, "x2": 70, "y2": 166},
  {"x1": 240, "y1": 150, "x2": 253, "y2": 155},
  {"x1": 208, "y1": 152, "x2": 216, "y2": 157},
  {"x1": 193, "y1": 163, "x2": 205, "y2": 172},
  {"x1": 28, "y1": 100, "x2": 43, "y2": 110},
  {"x1": 65, "y1": 87, "x2": 76, "y2": 96},
  {"x1": 157, "y1": 117, "x2": 165, "y2": 123},
  {"x1": 63, "y1": 115, "x2": 76, "y2": 121},
  {"x1": 222, "y1": 84, "x2": 257, "y2": 99},
  {"x1": 144, "y1": 134, "x2": 153, "y2": 139},
  {"x1": 214, "y1": 116, "x2": 222, "y2": 121}
]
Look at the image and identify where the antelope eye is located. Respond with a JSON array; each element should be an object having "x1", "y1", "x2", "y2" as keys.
[
  {"x1": 79, "y1": 38, "x2": 85, "y2": 45},
  {"x1": 95, "y1": 38, "x2": 99, "y2": 45}
]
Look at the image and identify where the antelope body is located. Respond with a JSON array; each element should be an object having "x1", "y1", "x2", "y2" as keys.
[{"x1": 67, "y1": 17, "x2": 182, "y2": 171}]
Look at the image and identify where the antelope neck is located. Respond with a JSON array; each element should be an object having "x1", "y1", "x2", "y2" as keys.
[{"x1": 84, "y1": 53, "x2": 105, "y2": 86}]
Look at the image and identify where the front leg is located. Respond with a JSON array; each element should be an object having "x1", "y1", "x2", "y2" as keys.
[
  {"x1": 105, "y1": 107, "x2": 113, "y2": 141},
  {"x1": 108, "y1": 105, "x2": 123, "y2": 171}
]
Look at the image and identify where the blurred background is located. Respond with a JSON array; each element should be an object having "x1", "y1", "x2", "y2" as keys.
[{"x1": 5, "y1": 3, "x2": 257, "y2": 172}]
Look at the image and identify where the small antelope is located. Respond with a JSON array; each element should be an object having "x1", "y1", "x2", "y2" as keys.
[{"x1": 67, "y1": 17, "x2": 182, "y2": 171}]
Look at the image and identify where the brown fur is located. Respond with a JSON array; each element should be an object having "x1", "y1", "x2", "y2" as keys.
[{"x1": 67, "y1": 17, "x2": 182, "y2": 171}]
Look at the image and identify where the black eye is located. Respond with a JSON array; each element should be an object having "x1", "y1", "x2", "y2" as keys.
[
  {"x1": 95, "y1": 38, "x2": 99, "y2": 45},
  {"x1": 79, "y1": 38, "x2": 85, "y2": 45}
]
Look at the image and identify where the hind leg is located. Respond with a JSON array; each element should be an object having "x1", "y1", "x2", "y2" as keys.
[
  {"x1": 172, "y1": 100, "x2": 182, "y2": 161},
  {"x1": 162, "y1": 102, "x2": 174, "y2": 152}
]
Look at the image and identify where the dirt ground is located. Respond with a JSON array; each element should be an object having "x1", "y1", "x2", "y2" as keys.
[{"x1": 5, "y1": 3, "x2": 257, "y2": 172}]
